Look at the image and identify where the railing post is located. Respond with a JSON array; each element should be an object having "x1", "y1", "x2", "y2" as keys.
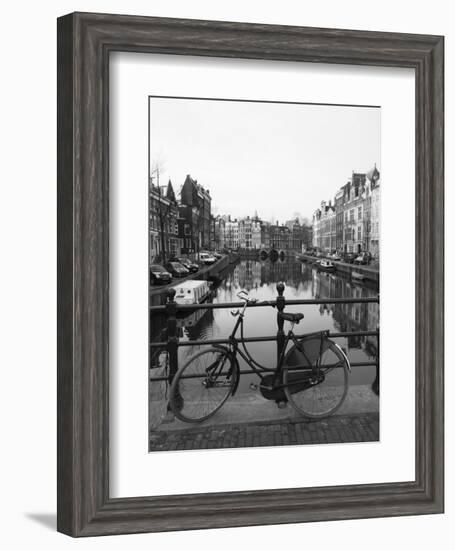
[
  {"x1": 276, "y1": 282, "x2": 286, "y2": 364},
  {"x1": 165, "y1": 288, "x2": 179, "y2": 383},
  {"x1": 372, "y1": 326, "x2": 380, "y2": 396}
]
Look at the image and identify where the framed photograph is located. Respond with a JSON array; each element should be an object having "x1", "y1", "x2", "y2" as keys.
[
  {"x1": 147, "y1": 96, "x2": 381, "y2": 451},
  {"x1": 57, "y1": 12, "x2": 444, "y2": 536}
]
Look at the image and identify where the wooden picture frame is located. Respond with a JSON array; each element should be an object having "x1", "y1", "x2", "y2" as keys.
[{"x1": 57, "y1": 12, "x2": 444, "y2": 536}]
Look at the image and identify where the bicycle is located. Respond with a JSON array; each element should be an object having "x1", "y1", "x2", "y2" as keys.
[{"x1": 169, "y1": 289, "x2": 351, "y2": 423}]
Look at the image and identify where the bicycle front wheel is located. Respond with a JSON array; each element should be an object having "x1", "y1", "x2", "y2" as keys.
[
  {"x1": 170, "y1": 348, "x2": 236, "y2": 423},
  {"x1": 283, "y1": 336, "x2": 349, "y2": 419}
]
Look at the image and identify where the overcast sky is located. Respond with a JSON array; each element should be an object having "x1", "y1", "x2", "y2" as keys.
[{"x1": 149, "y1": 97, "x2": 380, "y2": 222}]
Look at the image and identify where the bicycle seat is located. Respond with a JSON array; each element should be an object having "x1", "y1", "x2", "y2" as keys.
[{"x1": 278, "y1": 312, "x2": 304, "y2": 324}]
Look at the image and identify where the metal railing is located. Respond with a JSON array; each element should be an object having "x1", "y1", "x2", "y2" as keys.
[{"x1": 149, "y1": 282, "x2": 379, "y2": 387}]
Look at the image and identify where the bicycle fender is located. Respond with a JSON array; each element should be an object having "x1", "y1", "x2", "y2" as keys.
[
  {"x1": 230, "y1": 355, "x2": 241, "y2": 396},
  {"x1": 212, "y1": 344, "x2": 241, "y2": 396},
  {"x1": 333, "y1": 342, "x2": 352, "y2": 372}
]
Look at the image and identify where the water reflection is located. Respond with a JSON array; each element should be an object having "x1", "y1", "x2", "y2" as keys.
[{"x1": 150, "y1": 258, "x2": 379, "y2": 392}]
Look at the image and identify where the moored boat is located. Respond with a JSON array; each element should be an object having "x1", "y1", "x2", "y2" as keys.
[
  {"x1": 316, "y1": 259, "x2": 336, "y2": 272},
  {"x1": 174, "y1": 280, "x2": 211, "y2": 305}
]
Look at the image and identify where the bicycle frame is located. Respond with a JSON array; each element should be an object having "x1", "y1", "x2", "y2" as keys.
[{"x1": 226, "y1": 301, "x2": 328, "y2": 388}]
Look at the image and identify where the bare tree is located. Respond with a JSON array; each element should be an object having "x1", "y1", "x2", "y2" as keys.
[
  {"x1": 292, "y1": 211, "x2": 311, "y2": 226},
  {"x1": 151, "y1": 154, "x2": 166, "y2": 180}
]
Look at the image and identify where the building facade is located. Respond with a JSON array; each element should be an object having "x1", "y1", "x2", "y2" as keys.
[
  {"x1": 149, "y1": 179, "x2": 180, "y2": 262},
  {"x1": 224, "y1": 217, "x2": 239, "y2": 250},
  {"x1": 179, "y1": 174, "x2": 212, "y2": 252},
  {"x1": 251, "y1": 217, "x2": 262, "y2": 249},
  {"x1": 335, "y1": 189, "x2": 344, "y2": 251},
  {"x1": 284, "y1": 219, "x2": 312, "y2": 252},
  {"x1": 312, "y1": 201, "x2": 336, "y2": 253},
  {"x1": 341, "y1": 173, "x2": 367, "y2": 254},
  {"x1": 269, "y1": 223, "x2": 291, "y2": 251},
  {"x1": 312, "y1": 166, "x2": 380, "y2": 258},
  {"x1": 212, "y1": 215, "x2": 226, "y2": 251},
  {"x1": 261, "y1": 221, "x2": 271, "y2": 250},
  {"x1": 238, "y1": 216, "x2": 262, "y2": 249},
  {"x1": 312, "y1": 210, "x2": 321, "y2": 250}
]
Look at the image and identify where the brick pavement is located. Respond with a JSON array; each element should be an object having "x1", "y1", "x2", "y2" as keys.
[{"x1": 149, "y1": 412, "x2": 379, "y2": 452}]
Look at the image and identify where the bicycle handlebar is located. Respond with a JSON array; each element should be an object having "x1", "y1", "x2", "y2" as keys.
[
  {"x1": 257, "y1": 300, "x2": 276, "y2": 308},
  {"x1": 236, "y1": 292, "x2": 275, "y2": 308}
]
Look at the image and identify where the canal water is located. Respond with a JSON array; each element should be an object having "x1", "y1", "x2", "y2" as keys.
[{"x1": 151, "y1": 257, "x2": 379, "y2": 394}]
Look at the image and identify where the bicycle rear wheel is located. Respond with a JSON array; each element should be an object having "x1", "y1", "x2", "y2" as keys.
[
  {"x1": 283, "y1": 336, "x2": 349, "y2": 419},
  {"x1": 170, "y1": 348, "x2": 236, "y2": 423}
]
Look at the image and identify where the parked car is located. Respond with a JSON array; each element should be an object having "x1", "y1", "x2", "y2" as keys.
[
  {"x1": 212, "y1": 252, "x2": 222, "y2": 259},
  {"x1": 149, "y1": 264, "x2": 172, "y2": 285},
  {"x1": 315, "y1": 250, "x2": 325, "y2": 258},
  {"x1": 175, "y1": 257, "x2": 199, "y2": 273},
  {"x1": 330, "y1": 252, "x2": 342, "y2": 261},
  {"x1": 197, "y1": 252, "x2": 217, "y2": 265},
  {"x1": 164, "y1": 261, "x2": 190, "y2": 278},
  {"x1": 202, "y1": 251, "x2": 219, "y2": 261},
  {"x1": 341, "y1": 252, "x2": 357, "y2": 264},
  {"x1": 354, "y1": 252, "x2": 373, "y2": 265}
]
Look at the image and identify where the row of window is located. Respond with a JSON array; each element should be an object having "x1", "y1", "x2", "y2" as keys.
[
  {"x1": 150, "y1": 215, "x2": 179, "y2": 235},
  {"x1": 344, "y1": 226, "x2": 362, "y2": 241},
  {"x1": 344, "y1": 206, "x2": 363, "y2": 223}
]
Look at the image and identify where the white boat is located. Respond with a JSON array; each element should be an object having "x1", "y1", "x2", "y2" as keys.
[
  {"x1": 174, "y1": 280, "x2": 211, "y2": 305},
  {"x1": 317, "y1": 259, "x2": 336, "y2": 272}
]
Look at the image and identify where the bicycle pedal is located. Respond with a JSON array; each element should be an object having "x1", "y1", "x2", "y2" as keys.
[
  {"x1": 277, "y1": 400, "x2": 287, "y2": 409},
  {"x1": 249, "y1": 383, "x2": 259, "y2": 391}
]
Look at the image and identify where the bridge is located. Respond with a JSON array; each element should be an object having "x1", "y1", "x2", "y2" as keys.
[{"x1": 238, "y1": 248, "x2": 293, "y2": 259}]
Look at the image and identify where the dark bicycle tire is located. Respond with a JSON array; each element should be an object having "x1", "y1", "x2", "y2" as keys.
[
  {"x1": 169, "y1": 347, "x2": 236, "y2": 423},
  {"x1": 283, "y1": 335, "x2": 349, "y2": 419}
]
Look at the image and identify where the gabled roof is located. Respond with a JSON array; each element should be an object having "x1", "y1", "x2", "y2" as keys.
[{"x1": 166, "y1": 179, "x2": 177, "y2": 202}]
